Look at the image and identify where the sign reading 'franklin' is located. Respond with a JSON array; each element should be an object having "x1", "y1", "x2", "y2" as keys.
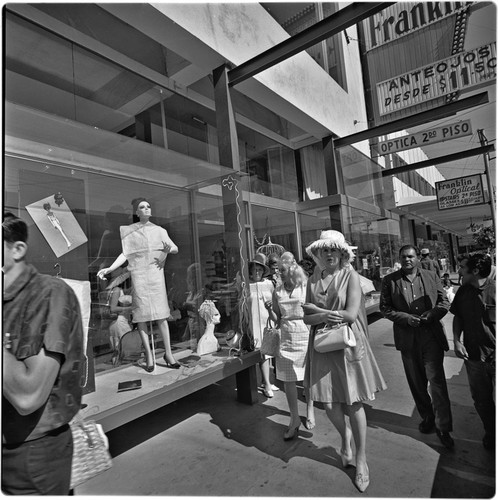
[
  {"x1": 435, "y1": 174, "x2": 486, "y2": 210},
  {"x1": 363, "y1": 2, "x2": 472, "y2": 52}
]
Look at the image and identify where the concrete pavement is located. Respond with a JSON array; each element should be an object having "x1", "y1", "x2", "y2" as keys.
[{"x1": 77, "y1": 310, "x2": 495, "y2": 497}]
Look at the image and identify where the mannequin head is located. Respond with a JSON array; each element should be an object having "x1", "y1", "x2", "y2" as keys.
[
  {"x1": 198, "y1": 300, "x2": 221, "y2": 325},
  {"x1": 132, "y1": 197, "x2": 151, "y2": 223}
]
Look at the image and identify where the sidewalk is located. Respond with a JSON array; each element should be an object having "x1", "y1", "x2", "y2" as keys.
[{"x1": 77, "y1": 312, "x2": 495, "y2": 497}]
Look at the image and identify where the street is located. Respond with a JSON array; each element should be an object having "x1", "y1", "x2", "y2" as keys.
[{"x1": 77, "y1": 311, "x2": 495, "y2": 497}]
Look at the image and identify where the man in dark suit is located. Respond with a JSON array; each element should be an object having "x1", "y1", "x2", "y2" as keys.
[{"x1": 380, "y1": 245, "x2": 454, "y2": 448}]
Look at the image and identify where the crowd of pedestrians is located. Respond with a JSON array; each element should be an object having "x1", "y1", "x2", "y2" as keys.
[
  {"x1": 2, "y1": 212, "x2": 495, "y2": 494},
  {"x1": 249, "y1": 234, "x2": 495, "y2": 493}
]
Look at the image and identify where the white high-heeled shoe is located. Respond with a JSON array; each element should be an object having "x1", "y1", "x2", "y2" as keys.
[{"x1": 354, "y1": 465, "x2": 370, "y2": 493}]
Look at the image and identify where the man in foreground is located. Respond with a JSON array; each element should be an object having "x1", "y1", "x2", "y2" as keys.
[
  {"x1": 2, "y1": 212, "x2": 84, "y2": 494},
  {"x1": 451, "y1": 253, "x2": 495, "y2": 450},
  {"x1": 380, "y1": 245, "x2": 454, "y2": 448}
]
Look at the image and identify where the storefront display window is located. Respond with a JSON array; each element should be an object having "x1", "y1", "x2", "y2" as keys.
[
  {"x1": 251, "y1": 205, "x2": 298, "y2": 257},
  {"x1": 336, "y1": 145, "x2": 385, "y2": 208},
  {"x1": 345, "y1": 208, "x2": 402, "y2": 290},
  {"x1": 238, "y1": 124, "x2": 298, "y2": 201}
]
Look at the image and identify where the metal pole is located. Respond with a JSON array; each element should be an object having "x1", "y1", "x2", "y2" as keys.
[{"x1": 477, "y1": 129, "x2": 496, "y2": 232}]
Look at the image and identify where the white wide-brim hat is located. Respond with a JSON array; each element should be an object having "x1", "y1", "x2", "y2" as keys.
[{"x1": 305, "y1": 230, "x2": 356, "y2": 263}]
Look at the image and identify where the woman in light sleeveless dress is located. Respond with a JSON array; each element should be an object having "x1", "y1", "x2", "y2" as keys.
[
  {"x1": 303, "y1": 230, "x2": 387, "y2": 493},
  {"x1": 272, "y1": 258, "x2": 313, "y2": 440}
]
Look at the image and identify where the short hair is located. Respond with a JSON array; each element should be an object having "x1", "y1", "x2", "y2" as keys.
[
  {"x1": 267, "y1": 253, "x2": 281, "y2": 267},
  {"x1": 466, "y1": 253, "x2": 492, "y2": 279},
  {"x1": 399, "y1": 244, "x2": 419, "y2": 256},
  {"x1": 198, "y1": 300, "x2": 220, "y2": 323},
  {"x1": 132, "y1": 197, "x2": 149, "y2": 222},
  {"x1": 457, "y1": 253, "x2": 470, "y2": 262},
  {"x1": 3, "y1": 212, "x2": 28, "y2": 244}
]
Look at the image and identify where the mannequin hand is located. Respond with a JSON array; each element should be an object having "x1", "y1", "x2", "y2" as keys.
[
  {"x1": 154, "y1": 256, "x2": 167, "y2": 269},
  {"x1": 97, "y1": 268, "x2": 109, "y2": 280}
]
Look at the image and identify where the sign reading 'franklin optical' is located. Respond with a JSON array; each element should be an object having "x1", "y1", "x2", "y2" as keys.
[
  {"x1": 436, "y1": 174, "x2": 486, "y2": 210},
  {"x1": 377, "y1": 43, "x2": 496, "y2": 115},
  {"x1": 375, "y1": 120, "x2": 472, "y2": 156}
]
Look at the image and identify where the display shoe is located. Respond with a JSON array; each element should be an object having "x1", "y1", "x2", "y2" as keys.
[
  {"x1": 305, "y1": 418, "x2": 315, "y2": 430},
  {"x1": 354, "y1": 465, "x2": 370, "y2": 493},
  {"x1": 144, "y1": 361, "x2": 155, "y2": 373},
  {"x1": 283, "y1": 422, "x2": 301, "y2": 441},
  {"x1": 163, "y1": 354, "x2": 180, "y2": 369},
  {"x1": 418, "y1": 416, "x2": 436, "y2": 434},
  {"x1": 436, "y1": 429, "x2": 455, "y2": 449}
]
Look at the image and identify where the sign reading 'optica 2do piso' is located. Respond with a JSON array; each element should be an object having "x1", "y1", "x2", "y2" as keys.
[
  {"x1": 377, "y1": 43, "x2": 496, "y2": 115},
  {"x1": 436, "y1": 174, "x2": 486, "y2": 211},
  {"x1": 375, "y1": 120, "x2": 472, "y2": 156}
]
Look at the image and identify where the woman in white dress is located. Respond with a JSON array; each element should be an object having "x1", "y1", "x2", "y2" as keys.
[
  {"x1": 272, "y1": 258, "x2": 312, "y2": 440},
  {"x1": 249, "y1": 253, "x2": 278, "y2": 397}
]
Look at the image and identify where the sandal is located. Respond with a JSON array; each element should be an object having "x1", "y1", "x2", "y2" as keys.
[{"x1": 262, "y1": 388, "x2": 274, "y2": 398}]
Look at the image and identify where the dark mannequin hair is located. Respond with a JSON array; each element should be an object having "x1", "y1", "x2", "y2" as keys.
[
  {"x1": 131, "y1": 197, "x2": 149, "y2": 223},
  {"x1": 3, "y1": 212, "x2": 28, "y2": 243}
]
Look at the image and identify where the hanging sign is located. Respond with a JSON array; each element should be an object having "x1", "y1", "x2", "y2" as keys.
[
  {"x1": 435, "y1": 174, "x2": 486, "y2": 210},
  {"x1": 375, "y1": 120, "x2": 472, "y2": 156},
  {"x1": 362, "y1": 2, "x2": 471, "y2": 52},
  {"x1": 377, "y1": 43, "x2": 496, "y2": 115}
]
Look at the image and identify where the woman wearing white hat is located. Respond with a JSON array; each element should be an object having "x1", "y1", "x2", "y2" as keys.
[{"x1": 303, "y1": 230, "x2": 387, "y2": 493}]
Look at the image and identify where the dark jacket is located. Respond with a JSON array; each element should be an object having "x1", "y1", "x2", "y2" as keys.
[{"x1": 380, "y1": 268, "x2": 450, "y2": 352}]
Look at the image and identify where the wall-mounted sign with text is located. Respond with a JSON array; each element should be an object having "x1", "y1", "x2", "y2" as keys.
[
  {"x1": 374, "y1": 120, "x2": 472, "y2": 156},
  {"x1": 435, "y1": 174, "x2": 486, "y2": 210},
  {"x1": 363, "y1": 2, "x2": 471, "y2": 52},
  {"x1": 377, "y1": 43, "x2": 496, "y2": 116}
]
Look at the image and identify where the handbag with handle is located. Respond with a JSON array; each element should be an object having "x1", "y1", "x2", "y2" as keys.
[
  {"x1": 314, "y1": 323, "x2": 356, "y2": 353},
  {"x1": 260, "y1": 318, "x2": 281, "y2": 358},
  {"x1": 70, "y1": 414, "x2": 112, "y2": 489}
]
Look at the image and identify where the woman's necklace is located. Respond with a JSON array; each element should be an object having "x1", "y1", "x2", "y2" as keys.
[{"x1": 283, "y1": 281, "x2": 295, "y2": 297}]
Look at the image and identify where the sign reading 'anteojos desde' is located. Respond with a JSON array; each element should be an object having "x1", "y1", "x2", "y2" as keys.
[
  {"x1": 436, "y1": 174, "x2": 486, "y2": 210},
  {"x1": 377, "y1": 43, "x2": 496, "y2": 115},
  {"x1": 375, "y1": 120, "x2": 472, "y2": 156}
]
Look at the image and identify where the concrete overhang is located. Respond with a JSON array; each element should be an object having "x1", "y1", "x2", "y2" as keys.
[{"x1": 392, "y1": 197, "x2": 493, "y2": 237}]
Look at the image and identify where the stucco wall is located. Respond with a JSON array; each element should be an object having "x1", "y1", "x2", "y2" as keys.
[{"x1": 152, "y1": 2, "x2": 369, "y2": 146}]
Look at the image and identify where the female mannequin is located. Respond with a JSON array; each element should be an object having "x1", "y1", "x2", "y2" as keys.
[
  {"x1": 97, "y1": 198, "x2": 180, "y2": 372},
  {"x1": 197, "y1": 300, "x2": 221, "y2": 355}
]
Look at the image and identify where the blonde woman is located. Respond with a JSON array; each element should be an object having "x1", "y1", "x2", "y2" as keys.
[
  {"x1": 272, "y1": 257, "x2": 314, "y2": 440},
  {"x1": 303, "y1": 230, "x2": 387, "y2": 493}
]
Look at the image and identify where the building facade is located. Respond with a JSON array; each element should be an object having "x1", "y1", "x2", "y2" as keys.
[{"x1": 6, "y1": 3, "x2": 437, "y2": 389}]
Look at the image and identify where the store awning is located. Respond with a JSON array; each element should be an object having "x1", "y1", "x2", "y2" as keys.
[{"x1": 393, "y1": 196, "x2": 493, "y2": 236}]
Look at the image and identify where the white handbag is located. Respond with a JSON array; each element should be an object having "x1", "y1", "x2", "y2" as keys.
[{"x1": 314, "y1": 323, "x2": 356, "y2": 353}]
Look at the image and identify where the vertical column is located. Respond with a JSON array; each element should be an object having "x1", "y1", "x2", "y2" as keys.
[
  {"x1": 135, "y1": 110, "x2": 152, "y2": 143},
  {"x1": 323, "y1": 135, "x2": 345, "y2": 231},
  {"x1": 213, "y1": 64, "x2": 252, "y2": 342}
]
